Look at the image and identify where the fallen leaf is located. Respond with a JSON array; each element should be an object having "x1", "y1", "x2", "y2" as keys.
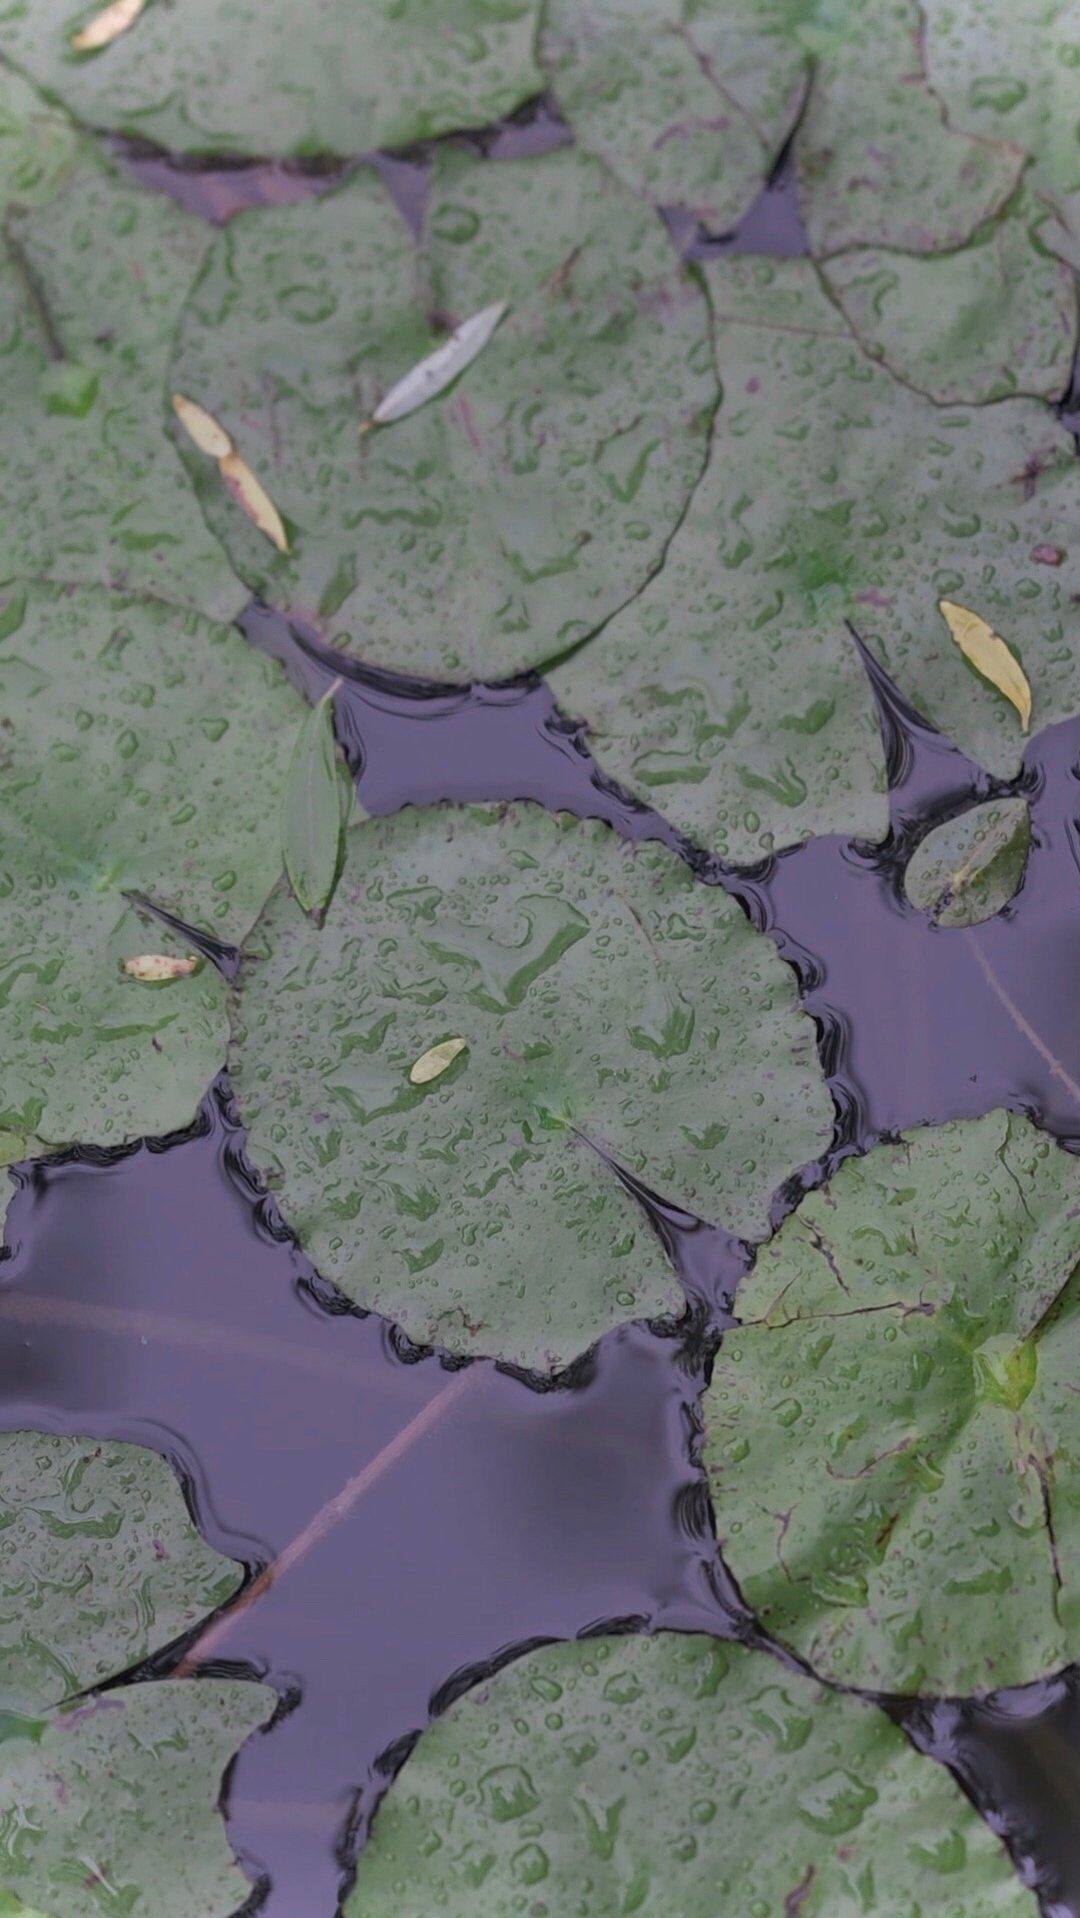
[
  {"x1": 938, "y1": 598, "x2": 1032, "y2": 730},
  {"x1": 409, "y1": 1036, "x2": 468, "y2": 1086},
  {"x1": 123, "y1": 953, "x2": 199, "y2": 981},
  {"x1": 904, "y1": 797, "x2": 1030, "y2": 928},
  {"x1": 171, "y1": 392, "x2": 234, "y2": 460},
  {"x1": 281, "y1": 686, "x2": 352, "y2": 918},
  {"x1": 70, "y1": 0, "x2": 145, "y2": 51},
  {"x1": 219, "y1": 449, "x2": 289, "y2": 552},
  {"x1": 369, "y1": 301, "x2": 508, "y2": 428}
]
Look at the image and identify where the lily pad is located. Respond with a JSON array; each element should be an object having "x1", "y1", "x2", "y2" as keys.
[
  {"x1": 0, "y1": 146, "x2": 244, "y2": 620},
  {"x1": 0, "y1": 580, "x2": 302, "y2": 1149},
  {"x1": 169, "y1": 145, "x2": 717, "y2": 678},
  {"x1": 704, "y1": 1111, "x2": 1080, "y2": 1696},
  {"x1": 904, "y1": 797, "x2": 1031, "y2": 927},
  {"x1": 551, "y1": 256, "x2": 1079, "y2": 863},
  {"x1": 0, "y1": 1430, "x2": 272, "y2": 1918},
  {"x1": 229, "y1": 805, "x2": 832, "y2": 1370},
  {"x1": 539, "y1": 0, "x2": 807, "y2": 230},
  {"x1": 346, "y1": 1631, "x2": 1035, "y2": 1917},
  {"x1": 0, "y1": 0, "x2": 542, "y2": 159},
  {"x1": 0, "y1": 66, "x2": 78, "y2": 219}
]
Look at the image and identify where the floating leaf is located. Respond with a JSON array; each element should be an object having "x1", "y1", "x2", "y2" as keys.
[
  {"x1": 281, "y1": 689, "x2": 352, "y2": 918},
  {"x1": 123, "y1": 951, "x2": 200, "y2": 981},
  {"x1": 369, "y1": 300, "x2": 508, "y2": 427},
  {"x1": 705, "y1": 1111, "x2": 1080, "y2": 1695},
  {"x1": 171, "y1": 390, "x2": 234, "y2": 458},
  {"x1": 904, "y1": 798, "x2": 1031, "y2": 927},
  {"x1": 939, "y1": 599, "x2": 1032, "y2": 731},
  {"x1": 219, "y1": 446, "x2": 289, "y2": 552},
  {"x1": 70, "y1": 0, "x2": 145, "y2": 53},
  {"x1": 409, "y1": 1036, "x2": 468, "y2": 1085},
  {"x1": 347, "y1": 1632, "x2": 1034, "y2": 1918}
]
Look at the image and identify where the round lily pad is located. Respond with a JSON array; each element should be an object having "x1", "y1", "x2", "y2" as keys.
[
  {"x1": 904, "y1": 798, "x2": 1031, "y2": 928},
  {"x1": 169, "y1": 145, "x2": 716, "y2": 678},
  {"x1": 0, "y1": 580, "x2": 302, "y2": 1148},
  {"x1": 704, "y1": 1110, "x2": 1080, "y2": 1696},
  {"x1": 346, "y1": 1631, "x2": 1035, "y2": 1916},
  {"x1": 229, "y1": 805, "x2": 833, "y2": 1370}
]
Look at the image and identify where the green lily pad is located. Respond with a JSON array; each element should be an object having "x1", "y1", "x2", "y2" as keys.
[
  {"x1": 0, "y1": 146, "x2": 244, "y2": 620},
  {"x1": 169, "y1": 146, "x2": 717, "y2": 678},
  {"x1": 0, "y1": 65, "x2": 77, "y2": 219},
  {"x1": 539, "y1": 0, "x2": 807, "y2": 229},
  {"x1": 0, "y1": 0, "x2": 542, "y2": 159},
  {"x1": 0, "y1": 1429, "x2": 273, "y2": 1918},
  {"x1": 551, "y1": 256, "x2": 1079, "y2": 863},
  {"x1": 0, "y1": 579, "x2": 302, "y2": 1149},
  {"x1": 704, "y1": 1111, "x2": 1080, "y2": 1696},
  {"x1": 904, "y1": 797, "x2": 1031, "y2": 927},
  {"x1": 346, "y1": 1631, "x2": 1034, "y2": 1917},
  {"x1": 229, "y1": 805, "x2": 832, "y2": 1370}
]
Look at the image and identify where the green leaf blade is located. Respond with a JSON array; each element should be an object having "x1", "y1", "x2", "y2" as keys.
[{"x1": 281, "y1": 693, "x2": 350, "y2": 919}]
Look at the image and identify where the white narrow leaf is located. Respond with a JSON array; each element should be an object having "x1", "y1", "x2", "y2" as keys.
[
  {"x1": 281, "y1": 689, "x2": 352, "y2": 919},
  {"x1": 370, "y1": 301, "x2": 508, "y2": 427},
  {"x1": 219, "y1": 449, "x2": 289, "y2": 553},
  {"x1": 171, "y1": 392, "x2": 234, "y2": 460},
  {"x1": 409, "y1": 1037, "x2": 468, "y2": 1086},
  {"x1": 123, "y1": 953, "x2": 199, "y2": 981},
  {"x1": 71, "y1": 0, "x2": 146, "y2": 51},
  {"x1": 938, "y1": 599, "x2": 1032, "y2": 732}
]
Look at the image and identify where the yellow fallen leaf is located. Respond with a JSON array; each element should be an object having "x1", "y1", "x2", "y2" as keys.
[
  {"x1": 171, "y1": 392, "x2": 234, "y2": 459},
  {"x1": 71, "y1": 0, "x2": 146, "y2": 51},
  {"x1": 220, "y1": 449, "x2": 290, "y2": 553},
  {"x1": 938, "y1": 599, "x2": 1031, "y2": 732},
  {"x1": 123, "y1": 953, "x2": 199, "y2": 981},
  {"x1": 409, "y1": 1037, "x2": 468, "y2": 1086}
]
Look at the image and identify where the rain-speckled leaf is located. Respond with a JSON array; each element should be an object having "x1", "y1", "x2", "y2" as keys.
[
  {"x1": 169, "y1": 145, "x2": 716, "y2": 679},
  {"x1": 939, "y1": 599, "x2": 1032, "y2": 731},
  {"x1": 905, "y1": 798, "x2": 1031, "y2": 927},
  {"x1": 552, "y1": 256, "x2": 1079, "y2": 862},
  {"x1": 229, "y1": 805, "x2": 832, "y2": 1371},
  {"x1": 347, "y1": 1632, "x2": 1034, "y2": 1918},
  {"x1": 282, "y1": 693, "x2": 351, "y2": 917},
  {"x1": 370, "y1": 300, "x2": 508, "y2": 426},
  {"x1": 0, "y1": 0, "x2": 541, "y2": 158},
  {"x1": 0, "y1": 580, "x2": 303, "y2": 1149},
  {"x1": 705, "y1": 1111, "x2": 1080, "y2": 1695},
  {"x1": 0, "y1": 66, "x2": 78, "y2": 218}
]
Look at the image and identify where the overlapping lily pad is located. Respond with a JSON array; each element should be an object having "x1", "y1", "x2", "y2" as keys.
[
  {"x1": 0, "y1": 580, "x2": 302, "y2": 1149},
  {"x1": 169, "y1": 145, "x2": 717, "y2": 678},
  {"x1": 552, "y1": 256, "x2": 1079, "y2": 862},
  {"x1": 705, "y1": 1111, "x2": 1080, "y2": 1696},
  {"x1": 347, "y1": 1631, "x2": 1034, "y2": 1916},
  {"x1": 904, "y1": 797, "x2": 1031, "y2": 928},
  {"x1": 228, "y1": 805, "x2": 832, "y2": 1370},
  {"x1": 0, "y1": 1429, "x2": 273, "y2": 1918},
  {"x1": 0, "y1": 0, "x2": 542, "y2": 159}
]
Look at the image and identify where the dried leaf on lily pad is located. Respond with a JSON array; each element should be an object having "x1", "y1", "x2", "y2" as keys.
[
  {"x1": 281, "y1": 691, "x2": 353, "y2": 917},
  {"x1": 939, "y1": 600, "x2": 1032, "y2": 731},
  {"x1": 171, "y1": 390, "x2": 234, "y2": 459},
  {"x1": 0, "y1": 1431, "x2": 273, "y2": 1918},
  {"x1": 409, "y1": 1037, "x2": 467, "y2": 1085},
  {"x1": 70, "y1": 0, "x2": 146, "y2": 52},
  {"x1": 229, "y1": 805, "x2": 831, "y2": 1371},
  {"x1": 346, "y1": 1633, "x2": 1034, "y2": 1918},
  {"x1": 123, "y1": 952, "x2": 200, "y2": 981},
  {"x1": 369, "y1": 300, "x2": 508, "y2": 427},
  {"x1": 904, "y1": 798, "x2": 1031, "y2": 928},
  {"x1": 219, "y1": 447, "x2": 289, "y2": 552},
  {"x1": 705, "y1": 1111, "x2": 1080, "y2": 1695}
]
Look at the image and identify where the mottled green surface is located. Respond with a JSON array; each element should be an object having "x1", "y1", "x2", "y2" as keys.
[
  {"x1": 904, "y1": 797, "x2": 1031, "y2": 927},
  {"x1": 552, "y1": 256, "x2": 1079, "y2": 862},
  {"x1": 706, "y1": 1112, "x2": 1080, "y2": 1695},
  {"x1": 0, "y1": 148, "x2": 242, "y2": 620},
  {"x1": 0, "y1": 581, "x2": 301, "y2": 1147},
  {"x1": 0, "y1": 64, "x2": 77, "y2": 219},
  {"x1": 0, "y1": 0, "x2": 541, "y2": 158},
  {"x1": 347, "y1": 1632, "x2": 1034, "y2": 1917},
  {"x1": 169, "y1": 146, "x2": 716, "y2": 678},
  {"x1": 229, "y1": 805, "x2": 832, "y2": 1369}
]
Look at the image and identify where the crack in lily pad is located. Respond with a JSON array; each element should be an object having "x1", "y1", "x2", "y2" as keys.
[
  {"x1": 704, "y1": 1110, "x2": 1080, "y2": 1696},
  {"x1": 0, "y1": 580, "x2": 303, "y2": 1149},
  {"x1": 346, "y1": 1630, "x2": 1035, "y2": 1916},
  {"x1": 0, "y1": 1430, "x2": 273, "y2": 1918},
  {"x1": 904, "y1": 797, "x2": 1031, "y2": 928},
  {"x1": 228, "y1": 804, "x2": 832, "y2": 1370},
  {"x1": 551, "y1": 255, "x2": 1079, "y2": 862},
  {"x1": 169, "y1": 144, "x2": 717, "y2": 679}
]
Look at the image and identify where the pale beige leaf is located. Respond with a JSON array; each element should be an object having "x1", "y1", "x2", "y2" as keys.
[
  {"x1": 938, "y1": 598, "x2": 1032, "y2": 731},
  {"x1": 71, "y1": 0, "x2": 146, "y2": 51},
  {"x1": 409, "y1": 1037, "x2": 468, "y2": 1086},
  {"x1": 171, "y1": 393, "x2": 234, "y2": 460},
  {"x1": 219, "y1": 450, "x2": 289, "y2": 553},
  {"x1": 370, "y1": 301, "x2": 508, "y2": 427},
  {"x1": 123, "y1": 953, "x2": 199, "y2": 982}
]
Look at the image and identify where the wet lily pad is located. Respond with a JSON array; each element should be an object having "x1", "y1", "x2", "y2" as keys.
[
  {"x1": 169, "y1": 146, "x2": 716, "y2": 679},
  {"x1": 346, "y1": 1631, "x2": 1035, "y2": 1916},
  {"x1": 229, "y1": 805, "x2": 832, "y2": 1370},
  {"x1": 705, "y1": 1111, "x2": 1080, "y2": 1695},
  {"x1": 551, "y1": 256, "x2": 1079, "y2": 863},
  {"x1": 904, "y1": 797, "x2": 1031, "y2": 927},
  {"x1": 0, "y1": 1431, "x2": 273, "y2": 1918},
  {"x1": 0, "y1": 580, "x2": 302, "y2": 1149},
  {"x1": 0, "y1": 0, "x2": 542, "y2": 159}
]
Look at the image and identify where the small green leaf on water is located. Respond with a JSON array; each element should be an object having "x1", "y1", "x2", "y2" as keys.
[
  {"x1": 39, "y1": 361, "x2": 97, "y2": 417},
  {"x1": 368, "y1": 300, "x2": 508, "y2": 428},
  {"x1": 122, "y1": 952, "x2": 199, "y2": 982},
  {"x1": 70, "y1": 0, "x2": 145, "y2": 52},
  {"x1": 281, "y1": 688, "x2": 352, "y2": 918},
  {"x1": 904, "y1": 797, "x2": 1031, "y2": 927},
  {"x1": 939, "y1": 598, "x2": 1032, "y2": 731},
  {"x1": 409, "y1": 1037, "x2": 468, "y2": 1086}
]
